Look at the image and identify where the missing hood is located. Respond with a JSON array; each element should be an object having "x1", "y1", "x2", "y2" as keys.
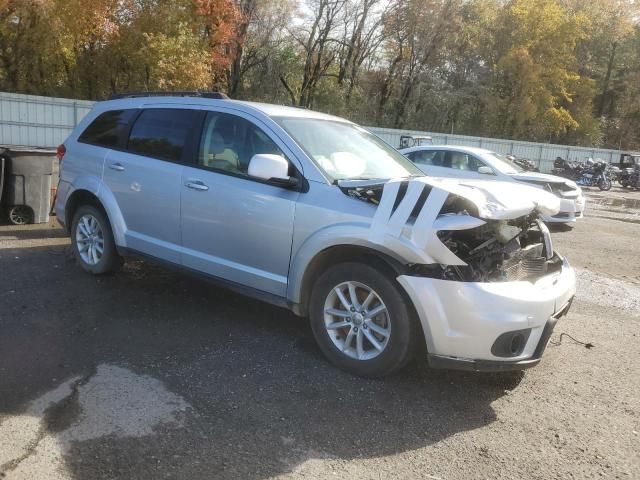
[{"x1": 339, "y1": 177, "x2": 562, "y2": 278}]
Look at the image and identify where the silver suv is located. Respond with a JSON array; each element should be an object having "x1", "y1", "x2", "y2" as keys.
[{"x1": 55, "y1": 93, "x2": 576, "y2": 377}]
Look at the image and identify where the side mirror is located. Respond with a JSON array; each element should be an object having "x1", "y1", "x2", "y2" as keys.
[
  {"x1": 478, "y1": 166, "x2": 493, "y2": 175},
  {"x1": 248, "y1": 154, "x2": 298, "y2": 187}
]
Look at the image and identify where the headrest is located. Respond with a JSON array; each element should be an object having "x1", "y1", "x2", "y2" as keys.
[
  {"x1": 216, "y1": 121, "x2": 236, "y2": 143},
  {"x1": 208, "y1": 131, "x2": 225, "y2": 154}
]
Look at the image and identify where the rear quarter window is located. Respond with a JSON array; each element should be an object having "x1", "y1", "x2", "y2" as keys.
[{"x1": 78, "y1": 110, "x2": 137, "y2": 148}]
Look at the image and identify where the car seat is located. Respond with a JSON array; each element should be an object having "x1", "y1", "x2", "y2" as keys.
[
  {"x1": 203, "y1": 124, "x2": 240, "y2": 172},
  {"x1": 451, "y1": 153, "x2": 469, "y2": 170}
]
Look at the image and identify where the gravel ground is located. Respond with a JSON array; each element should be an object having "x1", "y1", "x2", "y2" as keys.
[{"x1": 0, "y1": 186, "x2": 638, "y2": 480}]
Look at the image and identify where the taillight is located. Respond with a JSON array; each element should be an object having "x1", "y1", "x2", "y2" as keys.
[{"x1": 56, "y1": 144, "x2": 66, "y2": 165}]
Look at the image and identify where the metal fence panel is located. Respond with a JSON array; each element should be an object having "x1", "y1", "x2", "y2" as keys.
[
  {"x1": 0, "y1": 92, "x2": 634, "y2": 173},
  {"x1": 0, "y1": 92, "x2": 93, "y2": 148},
  {"x1": 480, "y1": 141, "x2": 508, "y2": 153},
  {"x1": 367, "y1": 126, "x2": 630, "y2": 173}
]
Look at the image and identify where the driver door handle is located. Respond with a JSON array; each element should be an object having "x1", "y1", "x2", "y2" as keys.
[
  {"x1": 108, "y1": 162, "x2": 125, "y2": 172},
  {"x1": 185, "y1": 180, "x2": 209, "y2": 191}
]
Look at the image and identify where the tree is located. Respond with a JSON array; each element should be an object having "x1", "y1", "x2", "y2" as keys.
[
  {"x1": 279, "y1": 0, "x2": 347, "y2": 108},
  {"x1": 335, "y1": 0, "x2": 385, "y2": 103},
  {"x1": 568, "y1": 0, "x2": 640, "y2": 147},
  {"x1": 193, "y1": 0, "x2": 240, "y2": 89},
  {"x1": 0, "y1": 0, "x2": 61, "y2": 94},
  {"x1": 226, "y1": 0, "x2": 293, "y2": 96},
  {"x1": 1, "y1": 0, "x2": 639, "y2": 149},
  {"x1": 485, "y1": 0, "x2": 592, "y2": 142},
  {"x1": 373, "y1": 0, "x2": 461, "y2": 128}
]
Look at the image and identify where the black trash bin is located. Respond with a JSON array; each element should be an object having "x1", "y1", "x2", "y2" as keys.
[{"x1": 1, "y1": 146, "x2": 56, "y2": 225}]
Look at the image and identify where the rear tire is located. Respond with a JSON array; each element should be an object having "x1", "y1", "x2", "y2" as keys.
[
  {"x1": 71, "y1": 204, "x2": 121, "y2": 275},
  {"x1": 309, "y1": 262, "x2": 418, "y2": 377}
]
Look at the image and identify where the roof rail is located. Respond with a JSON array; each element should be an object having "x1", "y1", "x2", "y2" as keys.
[{"x1": 109, "y1": 91, "x2": 229, "y2": 100}]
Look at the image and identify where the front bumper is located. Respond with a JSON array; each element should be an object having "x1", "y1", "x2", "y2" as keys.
[
  {"x1": 542, "y1": 193, "x2": 586, "y2": 223},
  {"x1": 427, "y1": 298, "x2": 572, "y2": 371},
  {"x1": 397, "y1": 256, "x2": 576, "y2": 371}
]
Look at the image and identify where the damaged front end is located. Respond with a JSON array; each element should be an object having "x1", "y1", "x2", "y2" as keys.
[
  {"x1": 416, "y1": 214, "x2": 563, "y2": 282},
  {"x1": 339, "y1": 176, "x2": 563, "y2": 283},
  {"x1": 337, "y1": 176, "x2": 575, "y2": 369}
]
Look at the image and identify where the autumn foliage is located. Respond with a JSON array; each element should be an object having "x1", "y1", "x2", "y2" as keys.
[
  {"x1": 0, "y1": 0, "x2": 239, "y2": 96},
  {"x1": 1, "y1": 0, "x2": 639, "y2": 149}
]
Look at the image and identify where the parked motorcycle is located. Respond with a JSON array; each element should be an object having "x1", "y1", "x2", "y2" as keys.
[
  {"x1": 619, "y1": 164, "x2": 640, "y2": 190},
  {"x1": 506, "y1": 154, "x2": 538, "y2": 172},
  {"x1": 575, "y1": 161, "x2": 613, "y2": 190},
  {"x1": 552, "y1": 157, "x2": 584, "y2": 181},
  {"x1": 552, "y1": 157, "x2": 612, "y2": 190}
]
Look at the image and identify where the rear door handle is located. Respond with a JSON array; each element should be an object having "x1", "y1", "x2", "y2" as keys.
[
  {"x1": 108, "y1": 163, "x2": 125, "y2": 172},
  {"x1": 185, "y1": 180, "x2": 209, "y2": 191}
]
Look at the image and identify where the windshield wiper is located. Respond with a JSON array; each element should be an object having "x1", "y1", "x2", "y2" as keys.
[
  {"x1": 334, "y1": 174, "x2": 423, "y2": 185},
  {"x1": 333, "y1": 177, "x2": 383, "y2": 184}
]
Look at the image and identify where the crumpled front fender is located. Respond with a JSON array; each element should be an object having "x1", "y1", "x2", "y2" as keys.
[{"x1": 287, "y1": 222, "x2": 434, "y2": 304}]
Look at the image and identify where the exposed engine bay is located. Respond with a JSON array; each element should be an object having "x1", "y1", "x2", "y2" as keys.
[
  {"x1": 518, "y1": 178, "x2": 578, "y2": 196},
  {"x1": 339, "y1": 178, "x2": 563, "y2": 283},
  {"x1": 429, "y1": 216, "x2": 563, "y2": 282}
]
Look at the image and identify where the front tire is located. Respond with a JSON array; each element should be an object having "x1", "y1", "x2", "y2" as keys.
[
  {"x1": 598, "y1": 177, "x2": 612, "y2": 191},
  {"x1": 71, "y1": 204, "x2": 121, "y2": 275},
  {"x1": 309, "y1": 262, "x2": 418, "y2": 377}
]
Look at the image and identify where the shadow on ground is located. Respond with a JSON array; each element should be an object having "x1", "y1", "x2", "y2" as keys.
[
  {"x1": 547, "y1": 222, "x2": 574, "y2": 233},
  {"x1": 0, "y1": 228, "x2": 522, "y2": 479},
  {"x1": 0, "y1": 227, "x2": 68, "y2": 240}
]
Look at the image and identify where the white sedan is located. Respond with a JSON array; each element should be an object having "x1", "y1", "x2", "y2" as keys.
[{"x1": 399, "y1": 145, "x2": 586, "y2": 223}]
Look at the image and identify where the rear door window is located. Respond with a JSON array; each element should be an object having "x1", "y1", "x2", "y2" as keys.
[
  {"x1": 127, "y1": 109, "x2": 199, "y2": 162},
  {"x1": 446, "y1": 151, "x2": 484, "y2": 171},
  {"x1": 407, "y1": 150, "x2": 445, "y2": 166},
  {"x1": 78, "y1": 109, "x2": 137, "y2": 148}
]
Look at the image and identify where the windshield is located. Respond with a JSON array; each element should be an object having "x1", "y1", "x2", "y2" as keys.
[
  {"x1": 274, "y1": 117, "x2": 423, "y2": 181},
  {"x1": 484, "y1": 152, "x2": 524, "y2": 174}
]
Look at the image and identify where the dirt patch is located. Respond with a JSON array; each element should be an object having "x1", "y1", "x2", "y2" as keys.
[{"x1": 575, "y1": 268, "x2": 640, "y2": 315}]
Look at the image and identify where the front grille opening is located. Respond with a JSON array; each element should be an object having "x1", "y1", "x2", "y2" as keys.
[{"x1": 502, "y1": 244, "x2": 547, "y2": 281}]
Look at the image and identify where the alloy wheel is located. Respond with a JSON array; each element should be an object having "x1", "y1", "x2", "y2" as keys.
[
  {"x1": 75, "y1": 214, "x2": 104, "y2": 266},
  {"x1": 323, "y1": 281, "x2": 391, "y2": 360}
]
